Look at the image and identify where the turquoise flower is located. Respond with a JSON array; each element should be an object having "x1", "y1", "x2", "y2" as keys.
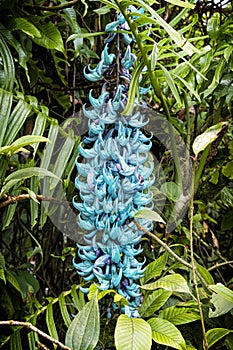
[{"x1": 73, "y1": 6, "x2": 154, "y2": 318}]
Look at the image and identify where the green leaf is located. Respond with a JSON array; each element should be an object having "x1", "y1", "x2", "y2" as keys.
[
  {"x1": 159, "y1": 64, "x2": 182, "y2": 108},
  {"x1": 5, "y1": 270, "x2": 24, "y2": 298},
  {"x1": 115, "y1": 314, "x2": 152, "y2": 350},
  {"x1": 141, "y1": 274, "x2": 191, "y2": 294},
  {"x1": 136, "y1": 0, "x2": 200, "y2": 56},
  {"x1": 196, "y1": 262, "x2": 214, "y2": 286},
  {"x1": 174, "y1": 73, "x2": 201, "y2": 102},
  {"x1": 13, "y1": 271, "x2": 40, "y2": 297},
  {"x1": 206, "y1": 328, "x2": 233, "y2": 348},
  {"x1": 46, "y1": 301, "x2": 59, "y2": 346},
  {"x1": 165, "y1": 0, "x2": 194, "y2": 8},
  {"x1": 31, "y1": 18, "x2": 64, "y2": 52},
  {"x1": 67, "y1": 31, "x2": 106, "y2": 41},
  {"x1": 65, "y1": 292, "x2": 100, "y2": 350},
  {"x1": 140, "y1": 289, "x2": 172, "y2": 317},
  {"x1": 0, "y1": 167, "x2": 60, "y2": 198},
  {"x1": 207, "y1": 13, "x2": 220, "y2": 39},
  {"x1": 3, "y1": 98, "x2": 32, "y2": 145},
  {"x1": 141, "y1": 252, "x2": 168, "y2": 284},
  {"x1": 0, "y1": 268, "x2": 6, "y2": 283},
  {"x1": 134, "y1": 208, "x2": 165, "y2": 224},
  {"x1": 10, "y1": 18, "x2": 41, "y2": 38},
  {"x1": 122, "y1": 60, "x2": 145, "y2": 116},
  {"x1": 222, "y1": 160, "x2": 233, "y2": 180},
  {"x1": 148, "y1": 317, "x2": 186, "y2": 349},
  {"x1": 209, "y1": 283, "x2": 233, "y2": 318},
  {"x1": 71, "y1": 285, "x2": 85, "y2": 312},
  {"x1": 160, "y1": 182, "x2": 181, "y2": 201},
  {"x1": 158, "y1": 305, "x2": 200, "y2": 325},
  {"x1": 94, "y1": 6, "x2": 110, "y2": 14},
  {"x1": 0, "y1": 33, "x2": 15, "y2": 91},
  {"x1": 0, "y1": 89, "x2": 13, "y2": 147},
  {"x1": 58, "y1": 292, "x2": 72, "y2": 328},
  {"x1": 0, "y1": 135, "x2": 50, "y2": 155},
  {"x1": 192, "y1": 122, "x2": 227, "y2": 156}
]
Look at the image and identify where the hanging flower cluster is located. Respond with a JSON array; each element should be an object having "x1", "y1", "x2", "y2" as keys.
[{"x1": 73, "y1": 7, "x2": 154, "y2": 318}]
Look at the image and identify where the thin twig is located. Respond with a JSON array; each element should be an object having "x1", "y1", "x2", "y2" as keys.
[
  {"x1": 22, "y1": 0, "x2": 79, "y2": 11},
  {"x1": 0, "y1": 194, "x2": 69, "y2": 209},
  {"x1": 133, "y1": 219, "x2": 211, "y2": 292},
  {"x1": 0, "y1": 321, "x2": 71, "y2": 350},
  {"x1": 208, "y1": 260, "x2": 233, "y2": 272}
]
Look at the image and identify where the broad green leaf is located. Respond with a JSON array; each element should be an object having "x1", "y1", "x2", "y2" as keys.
[
  {"x1": 222, "y1": 160, "x2": 233, "y2": 180},
  {"x1": 135, "y1": 208, "x2": 165, "y2": 223},
  {"x1": 196, "y1": 262, "x2": 214, "y2": 286},
  {"x1": 206, "y1": 328, "x2": 233, "y2": 348},
  {"x1": 65, "y1": 292, "x2": 100, "y2": 350},
  {"x1": 46, "y1": 302, "x2": 59, "y2": 346},
  {"x1": 160, "y1": 182, "x2": 181, "y2": 201},
  {"x1": 159, "y1": 64, "x2": 182, "y2": 108},
  {"x1": 148, "y1": 317, "x2": 186, "y2": 349},
  {"x1": 31, "y1": 18, "x2": 64, "y2": 52},
  {"x1": 158, "y1": 305, "x2": 200, "y2": 325},
  {"x1": 0, "y1": 167, "x2": 60, "y2": 198},
  {"x1": 14, "y1": 271, "x2": 40, "y2": 296},
  {"x1": 10, "y1": 18, "x2": 41, "y2": 38},
  {"x1": 209, "y1": 283, "x2": 233, "y2": 318},
  {"x1": 210, "y1": 283, "x2": 233, "y2": 302},
  {"x1": 141, "y1": 274, "x2": 191, "y2": 294},
  {"x1": 5, "y1": 270, "x2": 24, "y2": 298},
  {"x1": 122, "y1": 60, "x2": 145, "y2": 116},
  {"x1": 165, "y1": 0, "x2": 194, "y2": 8},
  {"x1": 140, "y1": 289, "x2": 172, "y2": 317},
  {"x1": 58, "y1": 292, "x2": 72, "y2": 328},
  {"x1": 207, "y1": 13, "x2": 220, "y2": 39},
  {"x1": 0, "y1": 135, "x2": 50, "y2": 155},
  {"x1": 115, "y1": 314, "x2": 152, "y2": 350},
  {"x1": 192, "y1": 122, "x2": 227, "y2": 156},
  {"x1": 141, "y1": 252, "x2": 168, "y2": 284}
]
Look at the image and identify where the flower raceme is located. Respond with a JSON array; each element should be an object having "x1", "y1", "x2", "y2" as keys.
[{"x1": 73, "y1": 7, "x2": 154, "y2": 318}]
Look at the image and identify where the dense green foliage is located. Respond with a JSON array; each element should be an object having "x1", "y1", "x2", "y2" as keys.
[{"x1": 0, "y1": 0, "x2": 233, "y2": 349}]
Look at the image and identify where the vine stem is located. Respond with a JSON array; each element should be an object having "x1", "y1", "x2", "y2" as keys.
[
  {"x1": 190, "y1": 158, "x2": 208, "y2": 350},
  {"x1": 133, "y1": 219, "x2": 211, "y2": 293},
  {"x1": 0, "y1": 321, "x2": 71, "y2": 350}
]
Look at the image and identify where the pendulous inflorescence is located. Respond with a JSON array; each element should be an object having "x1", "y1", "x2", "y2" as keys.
[{"x1": 73, "y1": 6, "x2": 154, "y2": 318}]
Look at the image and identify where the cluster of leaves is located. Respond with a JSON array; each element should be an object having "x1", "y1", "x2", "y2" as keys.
[{"x1": 0, "y1": 0, "x2": 233, "y2": 349}]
